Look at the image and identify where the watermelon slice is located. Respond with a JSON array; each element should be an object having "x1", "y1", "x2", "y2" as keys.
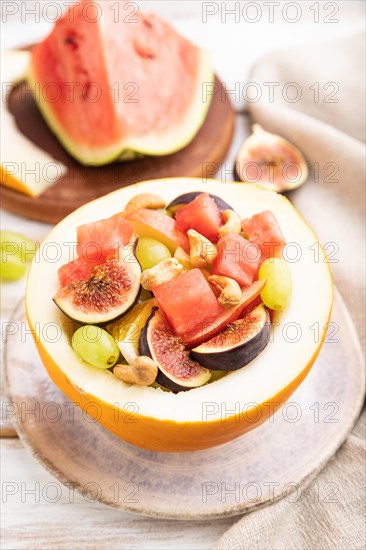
[{"x1": 28, "y1": 0, "x2": 213, "y2": 165}]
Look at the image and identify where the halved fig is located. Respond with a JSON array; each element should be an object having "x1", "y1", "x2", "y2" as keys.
[
  {"x1": 167, "y1": 192, "x2": 234, "y2": 214},
  {"x1": 139, "y1": 307, "x2": 211, "y2": 391},
  {"x1": 235, "y1": 124, "x2": 308, "y2": 192},
  {"x1": 184, "y1": 279, "x2": 265, "y2": 348},
  {"x1": 190, "y1": 304, "x2": 270, "y2": 371},
  {"x1": 54, "y1": 243, "x2": 142, "y2": 325}
]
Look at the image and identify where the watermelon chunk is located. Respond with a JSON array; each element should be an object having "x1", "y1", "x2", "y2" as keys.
[
  {"x1": 175, "y1": 193, "x2": 223, "y2": 242},
  {"x1": 241, "y1": 210, "x2": 286, "y2": 263},
  {"x1": 77, "y1": 213, "x2": 134, "y2": 262},
  {"x1": 28, "y1": 0, "x2": 213, "y2": 165},
  {"x1": 213, "y1": 233, "x2": 261, "y2": 287},
  {"x1": 152, "y1": 268, "x2": 223, "y2": 341}
]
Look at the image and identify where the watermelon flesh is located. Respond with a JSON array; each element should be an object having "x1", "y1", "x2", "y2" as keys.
[
  {"x1": 77, "y1": 213, "x2": 134, "y2": 262},
  {"x1": 213, "y1": 233, "x2": 261, "y2": 287},
  {"x1": 28, "y1": 0, "x2": 213, "y2": 165},
  {"x1": 241, "y1": 210, "x2": 286, "y2": 263},
  {"x1": 58, "y1": 256, "x2": 95, "y2": 287},
  {"x1": 175, "y1": 193, "x2": 223, "y2": 242},
  {"x1": 153, "y1": 268, "x2": 224, "y2": 342},
  {"x1": 58, "y1": 213, "x2": 134, "y2": 285}
]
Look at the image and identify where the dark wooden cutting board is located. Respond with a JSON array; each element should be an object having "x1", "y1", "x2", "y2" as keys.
[{"x1": 1, "y1": 69, "x2": 235, "y2": 224}]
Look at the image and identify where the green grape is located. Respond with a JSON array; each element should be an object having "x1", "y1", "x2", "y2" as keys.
[
  {"x1": 0, "y1": 231, "x2": 37, "y2": 282},
  {"x1": 0, "y1": 249, "x2": 27, "y2": 281},
  {"x1": 72, "y1": 325, "x2": 120, "y2": 369},
  {"x1": 136, "y1": 237, "x2": 171, "y2": 271},
  {"x1": 258, "y1": 258, "x2": 292, "y2": 311},
  {"x1": 0, "y1": 231, "x2": 37, "y2": 263}
]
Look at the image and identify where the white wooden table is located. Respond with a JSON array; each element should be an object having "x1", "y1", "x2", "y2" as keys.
[
  {"x1": 2, "y1": 3, "x2": 362, "y2": 547},
  {"x1": 1, "y1": 442, "x2": 236, "y2": 549}
]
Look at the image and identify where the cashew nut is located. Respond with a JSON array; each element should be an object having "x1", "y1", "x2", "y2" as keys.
[
  {"x1": 113, "y1": 356, "x2": 158, "y2": 386},
  {"x1": 140, "y1": 258, "x2": 183, "y2": 290},
  {"x1": 124, "y1": 193, "x2": 166, "y2": 212},
  {"x1": 188, "y1": 230, "x2": 218, "y2": 268},
  {"x1": 208, "y1": 275, "x2": 242, "y2": 308},
  {"x1": 219, "y1": 209, "x2": 242, "y2": 237},
  {"x1": 173, "y1": 246, "x2": 192, "y2": 269}
]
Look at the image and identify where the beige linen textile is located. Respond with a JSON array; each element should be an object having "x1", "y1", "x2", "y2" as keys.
[{"x1": 216, "y1": 30, "x2": 366, "y2": 550}]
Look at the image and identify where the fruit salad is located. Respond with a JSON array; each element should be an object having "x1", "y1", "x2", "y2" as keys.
[{"x1": 54, "y1": 191, "x2": 292, "y2": 392}]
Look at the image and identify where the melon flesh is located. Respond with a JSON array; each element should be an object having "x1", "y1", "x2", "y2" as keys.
[
  {"x1": 26, "y1": 179, "x2": 333, "y2": 427},
  {"x1": 0, "y1": 51, "x2": 66, "y2": 197},
  {"x1": 28, "y1": 0, "x2": 213, "y2": 165}
]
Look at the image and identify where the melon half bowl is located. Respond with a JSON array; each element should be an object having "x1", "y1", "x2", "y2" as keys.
[{"x1": 26, "y1": 178, "x2": 333, "y2": 452}]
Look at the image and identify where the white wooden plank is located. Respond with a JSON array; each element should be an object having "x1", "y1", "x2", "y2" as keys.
[{"x1": 1, "y1": 439, "x2": 236, "y2": 549}]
